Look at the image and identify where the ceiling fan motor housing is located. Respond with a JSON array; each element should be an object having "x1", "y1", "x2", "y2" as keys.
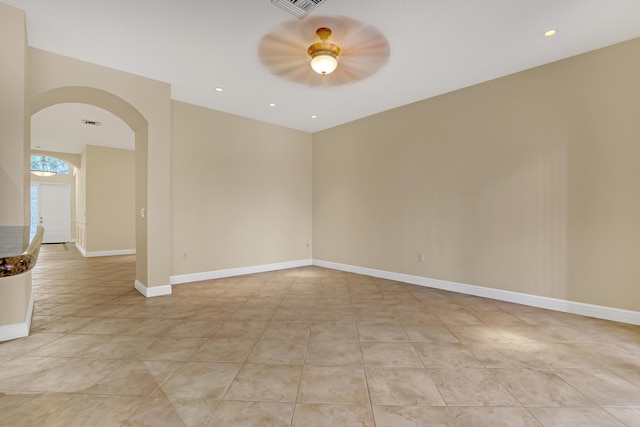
[{"x1": 307, "y1": 27, "x2": 341, "y2": 75}]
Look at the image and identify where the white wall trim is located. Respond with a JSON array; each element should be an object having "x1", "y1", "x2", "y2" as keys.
[
  {"x1": 313, "y1": 259, "x2": 640, "y2": 326},
  {"x1": 81, "y1": 249, "x2": 136, "y2": 258},
  {"x1": 170, "y1": 259, "x2": 313, "y2": 285},
  {"x1": 134, "y1": 280, "x2": 172, "y2": 298},
  {"x1": 0, "y1": 291, "x2": 34, "y2": 342},
  {"x1": 75, "y1": 242, "x2": 87, "y2": 257}
]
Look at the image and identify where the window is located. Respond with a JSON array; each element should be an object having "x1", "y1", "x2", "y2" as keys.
[{"x1": 30, "y1": 155, "x2": 69, "y2": 175}]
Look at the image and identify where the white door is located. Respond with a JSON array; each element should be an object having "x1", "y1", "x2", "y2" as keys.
[{"x1": 38, "y1": 183, "x2": 71, "y2": 243}]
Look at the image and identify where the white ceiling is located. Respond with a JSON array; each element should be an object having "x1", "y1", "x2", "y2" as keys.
[
  {"x1": 31, "y1": 103, "x2": 134, "y2": 153},
  {"x1": 8, "y1": 0, "x2": 640, "y2": 154}
]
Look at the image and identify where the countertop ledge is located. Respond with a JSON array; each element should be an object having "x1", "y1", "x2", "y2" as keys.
[{"x1": 0, "y1": 226, "x2": 44, "y2": 277}]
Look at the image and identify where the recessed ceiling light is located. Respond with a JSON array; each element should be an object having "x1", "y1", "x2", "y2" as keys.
[
  {"x1": 544, "y1": 29, "x2": 557, "y2": 37},
  {"x1": 269, "y1": 103, "x2": 276, "y2": 107},
  {"x1": 215, "y1": 87, "x2": 223, "y2": 92},
  {"x1": 311, "y1": 115, "x2": 317, "y2": 119}
]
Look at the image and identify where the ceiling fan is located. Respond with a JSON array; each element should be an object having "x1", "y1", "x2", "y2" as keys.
[{"x1": 258, "y1": 16, "x2": 390, "y2": 86}]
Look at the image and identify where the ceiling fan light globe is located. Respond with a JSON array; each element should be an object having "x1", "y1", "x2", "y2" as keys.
[{"x1": 311, "y1": 53, "x2": 338, "y2": 76}]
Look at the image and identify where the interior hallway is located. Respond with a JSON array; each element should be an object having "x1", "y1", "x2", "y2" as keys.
[{"x1": 0, "y1": 245, "x2": 639, "y2": 426}]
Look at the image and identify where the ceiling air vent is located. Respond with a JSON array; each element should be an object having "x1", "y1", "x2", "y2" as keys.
[
  {"x1": 81, "y1": 119, "x2": 101, "y2": 126},
  {"x1": 270, "y1": 0, "x2": 328, "y2": 18}
]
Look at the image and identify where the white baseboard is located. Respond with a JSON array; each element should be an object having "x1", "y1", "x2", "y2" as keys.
[
  {"x1": 313, "y1": 259, "x2": 640, "y2": 326},
  {"x1": 75, "y1": 242, "x2": 87, "y2": 257},
  {"x1": 75, "y1": 242, "x2": 134, "y2": 258},
  {"x1": 170, "y1": 259, "x2": 313, "y2": 285},
  {"x1": 0, "y1": 291, "x2": 34, "y2": 342},
  {"x1": 134, "y1": 280, "x2": 172, "y2": 298},
  {"x1": 83, "y1": 248, "x2": 136, "y2": 258}
]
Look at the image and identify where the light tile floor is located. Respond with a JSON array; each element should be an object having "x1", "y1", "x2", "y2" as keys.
[{"x1": 1, "y1": 245, "x2": 639, "y2": 426}]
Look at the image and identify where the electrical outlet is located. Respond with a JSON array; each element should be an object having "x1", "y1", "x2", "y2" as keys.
[{"x1": 418, "y1": 253, "x2": 425, "y2": 263}]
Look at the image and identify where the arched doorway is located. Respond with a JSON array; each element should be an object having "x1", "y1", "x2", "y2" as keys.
[{"x1": 29, "y1": 86, "x2": 159, "y2": 295}]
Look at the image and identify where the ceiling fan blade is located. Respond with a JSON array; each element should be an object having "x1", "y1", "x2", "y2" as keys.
[{"x1": 258, "y1": 16, "x2": 390, "y2": 86}]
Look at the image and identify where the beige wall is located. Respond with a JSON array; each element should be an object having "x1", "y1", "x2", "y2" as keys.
[
  {"x1": 84, "y1": 145, "x2": 135, "y2": 252},
  {"x1": 0, "y1": 4, "x2": 31, "y2": 328},
  {"x1": 0, "y1": 3, "x2": 29, "y2": 226},
  {"x1": 313, "y1": 37, "x2": 640, "y2": 312},
  {"x1": 171, "y1": 101, "x2": 312, "y2": 275}
]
